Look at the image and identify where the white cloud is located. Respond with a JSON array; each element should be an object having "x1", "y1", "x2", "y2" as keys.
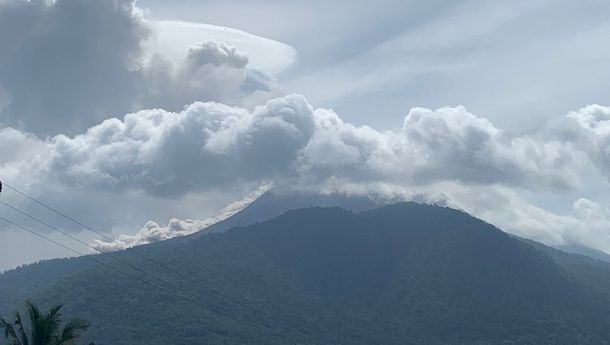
[
  {"x1": 4, "y1": 95, "x2": 610, "y2": 256},
  {"x1": 6, "y1": 0, "x2": 610, "y2": 269},
  {"x1": 295, "y1": 105, "x2": 580, "y2": 192},
  {"x1": 42, "y1": 95, "x2": 315, "y2": 196},
  {"x1": 148, "y1": 20, "x2": 298, "y2": 76},
  {"x1": 7, "y1": 96, "x2": 576, "y2": 198},
  {"x1": 186, "y1": 41, "x2": 249, "y2": 68},
  {"x1": 139, "y1": 39, "x2": 257, "y2": 111}
]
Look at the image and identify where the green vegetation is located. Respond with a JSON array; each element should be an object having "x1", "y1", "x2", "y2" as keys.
[
  {"x1": 0, "y1": 301, "x2": 93, "y2": 345},
  {"x1": 2, "y1": 203, "x2": 610, "y2": 344}
]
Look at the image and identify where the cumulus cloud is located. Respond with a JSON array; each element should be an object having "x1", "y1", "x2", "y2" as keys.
[
  {"x1": 449, "y1": 187, "x2": 610, "y2": 254},
  {"x1": 186, "y1": 41, "x2": 249, "y2": 68},
  {"x1": 6, "y1": 0, "x2": 610, "y2": 268},
  {"x1": 562, "y1": 105, "x2": 610, "y2": 178},
  {"x1": 400, "y1": 107, "x2": 580, "y2": 189},
  {"x1": 6, "y1": 95, "x2": 575, "y2": 198},
  {"x1": 37, "y1": 95, "x2": 314, "y2": 196},
  {"x1": 1, "y1": 95, "x2": 601, "y2": 196},
  {"x1": 0, "y1": 0, "x2": 277, "y2": 137},
  {"x1": 294, "y1": 105, "x2": 581, "y2": 192},
  {"x1": 139, "y1": 40, "x2": 258, "y2": 112},
  {"x1": 5, "y1": 94, "x2": 610, "y2": 255}
]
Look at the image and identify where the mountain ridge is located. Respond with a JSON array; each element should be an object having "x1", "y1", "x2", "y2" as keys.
[{"x1": 2, "y1": 202, "x2": 610, "y2": 344}]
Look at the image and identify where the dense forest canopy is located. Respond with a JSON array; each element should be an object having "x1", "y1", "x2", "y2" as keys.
[{"x1": 2, "y1": 203, "x2": 610, "y2": 344}]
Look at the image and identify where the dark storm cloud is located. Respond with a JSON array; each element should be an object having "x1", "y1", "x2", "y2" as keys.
[
  {"x1": 0, "y1": 0, "x2": 148, "y2": 136},
  {"x1": 0, "y1": 0, "x2": 265, "y2": 137}
]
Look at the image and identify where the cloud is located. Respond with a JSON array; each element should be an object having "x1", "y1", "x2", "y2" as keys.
[
  {"x1": 562, "y1": 105, "x2": 610, "y2": 179},
  {"x1": 0, "y1": 0, "x2": 149, "y2": 136},
  {"x1": 39, "y1": 95, "x2": 315, "y2": 197},
  {"x1": 148, "y1": 20, "x2": 298, "y2": 76},
  {"x1": 186, "y1": 41, "x2": 249, "y2": 68},
  {"x1": 0, "y1": 0, "x2": 282, "y2": 137},
  {"x1": 139, "y1": 40, "x2": 263, "y2": 112},
  {"x1": 400, "y1": 107, "x2": 579, "y2": 189},
  {"x1": 449, "y1": 187, "x2": 610, "y2": 254},
  {"x1": 1, "y1": 95, "x2": 596, "y2": 197},
  {"x1": 277, "y1": 0, "x2": 610, "y2": 133},
  {"x1": 4, "y1": 94, "x2": 610, "y2": 256},
  {"x1": 8, "y1": 95, "x2": 574, "y2": 199},
  {"x1": 5, "y1": 0, "x2": 610, "y2": 268},
  {"x1": 294, "y1": 105, "x2": 580, "y2": 192}
]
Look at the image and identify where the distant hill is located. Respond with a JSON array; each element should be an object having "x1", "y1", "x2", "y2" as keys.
[{"x1": 2, "y1": 202, "x2": 610, "y2": 344}]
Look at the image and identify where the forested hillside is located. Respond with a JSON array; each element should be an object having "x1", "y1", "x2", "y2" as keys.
[{"x1": 3, "y1": 203, "x2": 610, "y2": 344}]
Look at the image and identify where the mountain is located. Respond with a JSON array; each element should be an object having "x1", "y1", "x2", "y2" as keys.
[
  {"x1": 557, "y1": 244, "x2": 610, "y2": 263},
  {"x1": 200, "y1": 189, "x2": 381, "y2": 233},
  {"x1": 2, "y1": 202, "x2": 610, "y2": 344},
  {"x1": 0, "y1": 190, "x2": 378, "y2": 307}
]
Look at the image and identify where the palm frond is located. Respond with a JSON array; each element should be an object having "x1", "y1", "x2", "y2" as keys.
[
  {"x1": 43, "y1": 304, "x2": 63, "y2": 344},
  {"x1": 26, "y1": 300, "x2": 52, "y2": 345},
  {"x1": 3, "y1": 302, "x2": 92, "y2": 345},
  {"x1": 24, "y1": 301, "x2": 41, "y2": 328},
  {"x1": 14, "y1": 311, "x2": 29, "y2": 345},
  {"x1": 0, "y1": 316, "x2": 20, "y2": 344},
  {"x1": 55, "y1": 319, "x2": 89, "y2": 345}
]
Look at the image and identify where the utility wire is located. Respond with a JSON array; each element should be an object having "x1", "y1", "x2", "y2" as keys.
[
  {"x1": 0, "y1": 199, "x2": 185, "y2": 291},
  {"x1": 0, "y1": 213, "x2": 300, "y2": 344},
  {"x1": 1, "y1": 182, "x2": 300, "y2": 343},
  {"x1": 0, "y1": 215, "x2": 174, "y2": 296},
  {"x1": 2, "y1": 182, "x2": 271, "y2": 316},
  {"x1": 0, "y1": 198, "x2": 274, "y2": 326}
]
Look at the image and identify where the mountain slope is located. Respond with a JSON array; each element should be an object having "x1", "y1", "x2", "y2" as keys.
[
  {"x1": 2, "y1": 203, "x2": 610, "y2": 344},
  {"x1": 200, "y1": 189, "x2": 381, "y2": 233},
  {"x1": 0, "y1": 190, "x2": 379, "y2": 311}
]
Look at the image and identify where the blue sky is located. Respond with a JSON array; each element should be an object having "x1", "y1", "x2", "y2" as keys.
[
  {"x1": 1, "y1": 0, "x2": 610, "y2": 270},
  {"x1": 141, "y1": 0, "x2": 610, "y2": 131}
]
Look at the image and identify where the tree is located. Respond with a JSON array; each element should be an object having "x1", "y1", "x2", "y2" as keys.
[{"x1": 0, "y1": 301, "x2": 93, "y2": 345}]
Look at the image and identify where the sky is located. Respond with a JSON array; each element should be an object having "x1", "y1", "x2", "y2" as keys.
[{"x1": 1, "y1": 0, "x2": 610, "y2": 270}]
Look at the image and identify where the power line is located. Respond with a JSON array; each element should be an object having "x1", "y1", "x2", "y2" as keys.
[
  {"x1": 0, "y1": 215, "x2": 174, "y2": 296},
  {"x1": 0, "y1": 199, "x2": 185, "y2": 291},
  {"x1": 0, "y1": 182, "x2": 301, "y2": 343},
  {"x1": 2, "y1": 182, "x2": 272, "y2": 317},
  {"x1": 0, "y1": 198, "x2": 275, "y2": 326},
  {"x1": 0, "y1": 213, "x2": 300, "y2": 344}
]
